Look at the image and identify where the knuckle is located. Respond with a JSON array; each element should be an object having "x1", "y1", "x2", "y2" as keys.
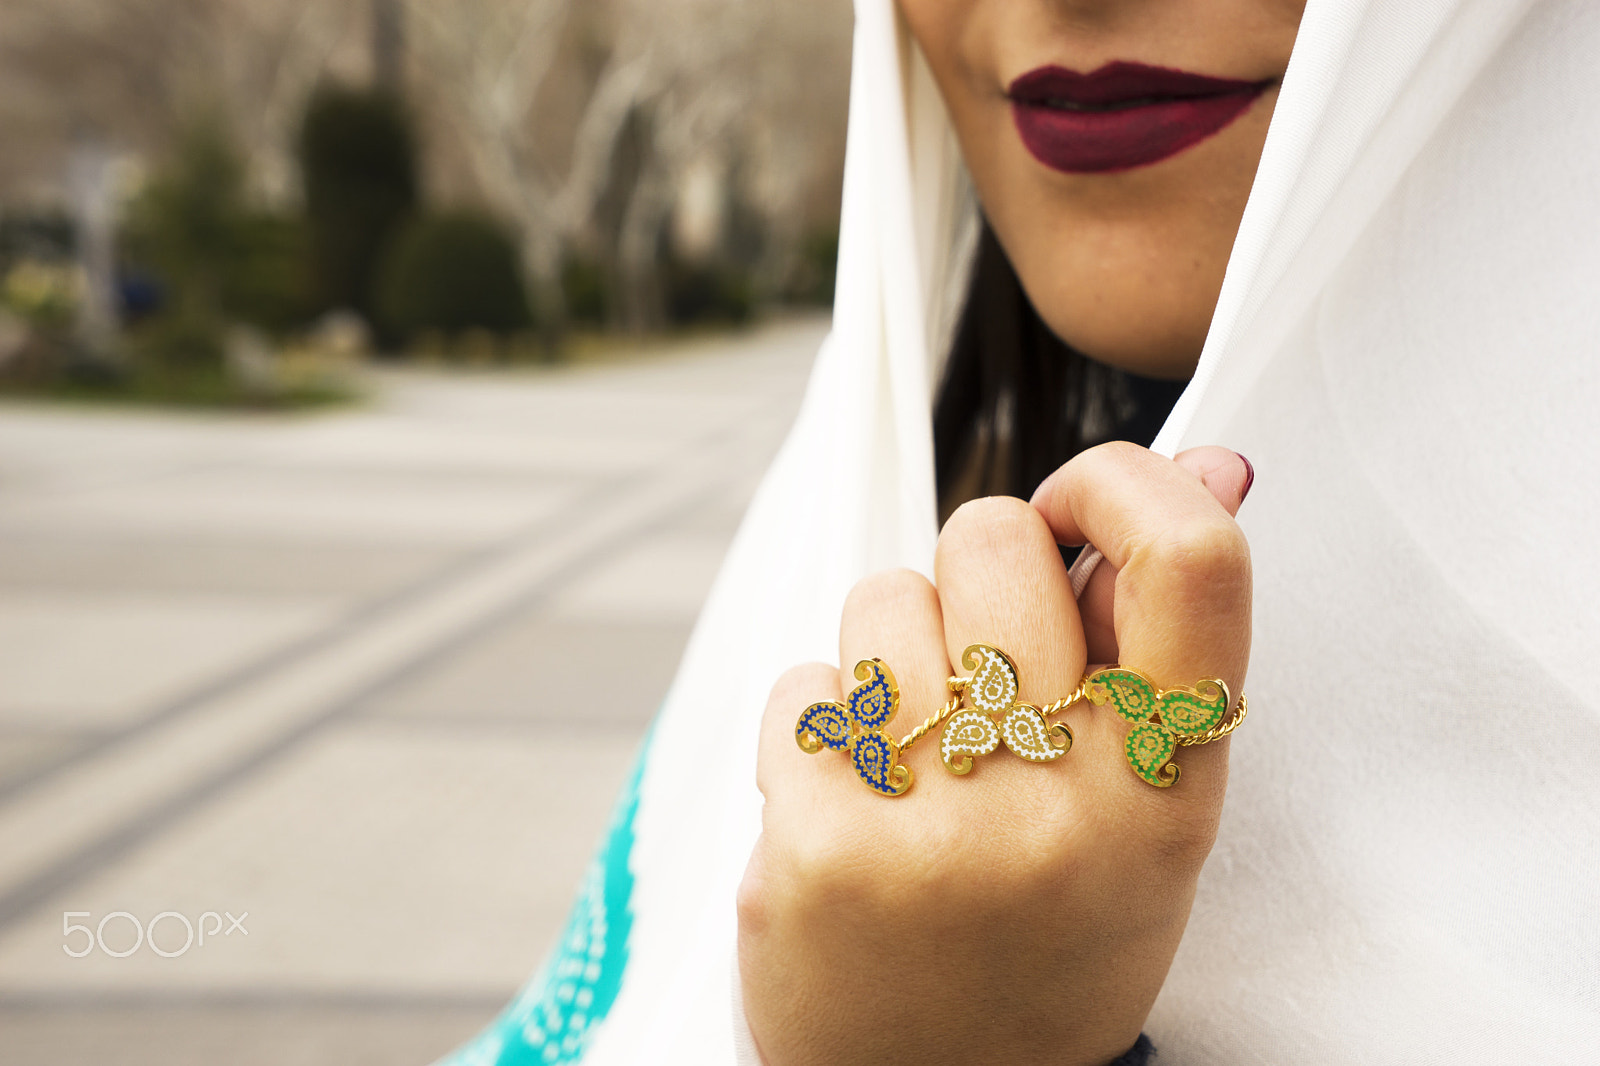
[
  {"x1": 782, "y1": 826, "x2": 885, "y2": 910},
  {"x1": 1073, "y1": 440, "x2": 1152, "y2": 489},
  {"x1": 1148, "y1": 805, "x2": 1222, "y2": 873},
  {"x1": 1082, "y1": 797, "x2": 1218, "y2": 887},
  {"x1": 1118, "y1": 774, "x2": 1225, "y2": 872},
  {"x1": 1136, "y1": 515, "x2": 1250, "y2": 590},
  {"x1": 939, "y1": 494, "x2": 1047, "y2": 556},
  {"x1": 1087, "y1": 439, "x2": 1149, "y2": 469},
  {"x1": 842, "y1": 566, "x2": 933, "y2": 618},
  {"x1": 735, "y1": 851, "x2": 773, "y2": 937},
  {"x1": 760, "y1": 663, "x2": 839, "y2": 779},
  {"x1": 767, "y1": 662, "x2": 836, "y2": 713}
]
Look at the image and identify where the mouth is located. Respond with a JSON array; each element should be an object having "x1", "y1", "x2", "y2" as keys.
[{"x1": 1007, "y1": 61, "x2": 1272, "y2": 174}]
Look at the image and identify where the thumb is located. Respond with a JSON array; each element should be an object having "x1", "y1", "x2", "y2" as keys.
[{"x1": 1062, "y1": 447, "x2": 1252, "y2": 664}]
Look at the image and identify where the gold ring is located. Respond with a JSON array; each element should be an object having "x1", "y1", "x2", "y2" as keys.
[
  {"x1": 1083, "y1": 666, "x2": 1246, "y2": 788},
  {"x1": 795, "y1": 658, "x2": 914, "y2": 796},
  {"x1": 928, "y1": 644, "x2": 1074, "y2": 776}
]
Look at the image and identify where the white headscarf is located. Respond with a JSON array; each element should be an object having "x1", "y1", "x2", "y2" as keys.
[{"x1": 470, "y1": 0, "x2": 1600, "y2": 1061}]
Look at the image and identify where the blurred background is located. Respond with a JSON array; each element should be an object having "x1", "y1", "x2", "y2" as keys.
[{"x1": 0, "y1": 1, "x2": 850, "y2": 1062}]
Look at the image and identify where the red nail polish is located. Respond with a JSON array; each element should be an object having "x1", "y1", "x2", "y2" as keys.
[{"x1": 1236, "y1": 452, "x2": 1255, "y2": 502}]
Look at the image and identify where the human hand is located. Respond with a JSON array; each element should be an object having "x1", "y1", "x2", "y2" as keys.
[{"x1": 738, "y1": 443, "x2": 1252, "y2": 1066}]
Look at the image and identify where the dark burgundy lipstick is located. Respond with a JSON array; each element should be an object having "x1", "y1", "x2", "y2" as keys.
[{"x1": 1008, "y1": 61, "x2": 1270, "y2": 174}]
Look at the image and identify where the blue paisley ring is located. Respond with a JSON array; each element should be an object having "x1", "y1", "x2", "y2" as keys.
[{"x1": 795, "y1": 658, "x2": 914, "y2": 796}]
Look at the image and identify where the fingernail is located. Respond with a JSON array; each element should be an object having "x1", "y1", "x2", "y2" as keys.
[{"x1": 1236, "y1": 452, "x2": 1255, "y2": 502}]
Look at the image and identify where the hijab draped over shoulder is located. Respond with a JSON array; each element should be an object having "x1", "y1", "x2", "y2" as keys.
[{"x1": 446, "y1": 1, "x2": 1600, "y2": 1062}]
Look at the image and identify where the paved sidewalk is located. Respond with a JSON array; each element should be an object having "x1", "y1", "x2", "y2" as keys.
[{"x1": 0, "y1": 316, "x2": 823, "y2": 1065}]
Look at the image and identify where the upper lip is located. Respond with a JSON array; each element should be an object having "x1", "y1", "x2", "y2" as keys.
[{"x1": 1008, "y1": 60, "x2": 1270, "y2": 111}]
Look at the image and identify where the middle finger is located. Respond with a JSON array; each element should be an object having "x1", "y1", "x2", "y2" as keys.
[{"x1": 934, "y1": 496, "x2": 1103, "y2": 800}]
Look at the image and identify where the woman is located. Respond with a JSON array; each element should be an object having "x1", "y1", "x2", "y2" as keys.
[{"x1": 446, "y1": 0, "x2": 1600, "y2": 1063}]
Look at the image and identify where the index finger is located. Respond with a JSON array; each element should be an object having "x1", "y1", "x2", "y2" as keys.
[{"x1": 1031, "y1": 443, "x2": 1252, "y2": 798}]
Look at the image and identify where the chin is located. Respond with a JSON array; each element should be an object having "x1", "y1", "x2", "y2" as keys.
[
  {"x1": 1032, "y1": 291, "x2": 1211, "y2": 381},
  {"x1": 991, "y1": 203, "x2": 1230, "y2": 380}
]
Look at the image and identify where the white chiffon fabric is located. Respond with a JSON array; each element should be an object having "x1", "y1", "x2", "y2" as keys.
[{"x1": 582, "y1": 0, "x2": 1600, "y2": 1061}]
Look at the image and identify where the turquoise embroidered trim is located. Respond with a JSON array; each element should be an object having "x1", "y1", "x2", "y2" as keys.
[{"x1": 439, "y1": 740, "x2": 647, "y2": 1065}]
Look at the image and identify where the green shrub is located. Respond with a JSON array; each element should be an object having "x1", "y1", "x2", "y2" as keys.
[
  {"x1": 222, "y1": 212, "x2": 312, "y2": 333},
  {"x1": 122, "y1": 115, "x2": 245, "y2": 326},
  {"x1": 298, "y1": 84, "x2": 418, "y2": 330},
  {"x1": 111, "y1": 114, "x2": 331, "y2": 404},
  {"x1": 374, "y1": 210, "x2": 533, "y2": 345},
  {"x1": 664, "y1": 259, "x2": 752, "y2": 326},
  {"x1": 131, "y1": 313, "x2": 225, "y2": 373},
  {"x1": 1, "y1": 260, "x2": 78, "y2": 329},
  {"x1": 787, "y1": 226, "x2": 839, "y2": 306},
  {"x1": 120, "y1": 115, "x2": 252, "y2": 372},
  {"x1": 562, "y1": 254, "x2": 610, "y2": 327},
  {"x1": 122, "y1": 114, "x2": 311, "y2": 350},
  {"x1": 0, "y1": 209, "x2": 75, "y2": 277}
]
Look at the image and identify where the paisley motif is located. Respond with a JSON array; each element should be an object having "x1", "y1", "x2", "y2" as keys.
[
  {"x1": 1088, "y1": 668, "x2": 1158, "y2": 725},
  {"x1": 1125, "y1": 722, "x2": 1178, "y2": 787},
  {"x1": 845, "y1": 659, "x2": 898, "y2": 729},
  {"x1": 1086, "y1": 668, "x2": 1231, "y2": 787},
  {"x1": 963, "y1": 644, "x2": 1020, "y2": 716},
  {"x1": 850, "y1": 731, "x2": 912, "y2": 796},
  {"x1": 1155, "y1": 680, "x2": 1228, "y2": 735},
  {"x1": 941, "y1": 709, "x2": 1000, "y2": 774},
  {"x1": 794, "y1": 658, "x2": 913, "y2": 796},
  {"x1": 796, "y1": 702, "x2": 851, "y2": 752},
  {"x1": 1000, "y1": 705, "x2": 1071, "y2": 763}
]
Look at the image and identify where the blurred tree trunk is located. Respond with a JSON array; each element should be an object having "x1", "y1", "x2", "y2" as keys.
[
  {"x1": 616, "y1": 143, "x2": 670, "y2": 332},
  {"x1": 405, "y1": 0, "x2": 573, "y2": 346},
  {"x1": 371, "y1": 0, "x2": 405, "y2": 92}
]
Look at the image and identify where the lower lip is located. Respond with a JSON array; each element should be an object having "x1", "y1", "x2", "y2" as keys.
[{"x1": 1011, "y1": 89, "x2": 1266, "y2": 174}]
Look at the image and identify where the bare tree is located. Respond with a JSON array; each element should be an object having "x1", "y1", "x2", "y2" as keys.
[
  {"x1": 0, "y1": 0, "x2": 852, "y2": 333},
  {"x1": 406, "y1": 0, "x2": 848, "y2": 331},
  {"x1": 0, "y1": 0, "x2": 366, "y2": 202}
]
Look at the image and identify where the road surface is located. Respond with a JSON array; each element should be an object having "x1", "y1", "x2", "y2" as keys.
[{"x1": 0, "y1": 315, "x2": 823, "y2": 1065}]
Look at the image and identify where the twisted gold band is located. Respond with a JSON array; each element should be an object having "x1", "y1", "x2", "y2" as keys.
[
  {"x1": 896, "y1": 677, "x2": 969, "y2": 751},
  {"x1": 1174, "y1": 692, "x2": 1247, "y2": 746}
]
